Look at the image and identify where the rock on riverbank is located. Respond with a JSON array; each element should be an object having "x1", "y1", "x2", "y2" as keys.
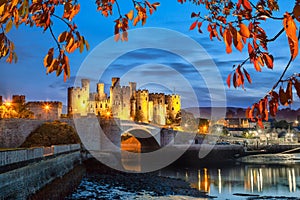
[{"x1": 66, "y1": 158, "x2": 214, "y2": 199}]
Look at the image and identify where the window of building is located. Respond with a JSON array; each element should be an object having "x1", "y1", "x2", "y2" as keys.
[
  {"x1": 146, "y1": 97, "x2": 147, "y2": 101},
  {"x1": 124, "y1": 104, "x2": 126, "y2": 107},
  {"x1": 172, "y1": 107, "x2": 174, "y2": 110},
  {"x1": 96, "y1": 104, "x2": 98, "y2": 108},
  {"x1": 100, "y1": 104, "x2": 102, "y2": 108},
  {"x1": 177, "y1": 102, "x2": 179, "y2": 104},
  {"x1": 78, "y1": 95, "x2": 80, "y2": 98},
  {"x1": 83, "y1": 100, "x2": 85, "y2": 104},
  {"x1": 105, "y1": 104, "x2": 108, "y2": 108},
  {"x1": 139, "y1": 106, "x2": 141, "y2": 110}
]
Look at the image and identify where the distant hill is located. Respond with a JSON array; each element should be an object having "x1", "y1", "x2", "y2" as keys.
[{"x1": 183, "y1": 107, "x2": 300, "y2": 122}]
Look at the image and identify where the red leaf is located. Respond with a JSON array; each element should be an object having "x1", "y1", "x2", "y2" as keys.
[
  {"x1": 189, "y1": 20, "x2": 198, "y2": 30},
  {"x1": 242, "y1": 0, "x2": 252, "y2": 11},
  {"x1": 226, "y1": 73, "x2": 231, "y2": 88},
  {"x1": 262, "y1": 53, "x2": 274, "y2": 69},
  {"x1": 243, "y1": 68, "x2": 252, "y2": 84}
]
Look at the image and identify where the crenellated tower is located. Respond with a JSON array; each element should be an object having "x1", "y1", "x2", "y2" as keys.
[
  {"x1": 135, "y1": 90, "x2": 149, "y2": 123},
  {"x1": 165, "y1": 94, "x2": 181, "y2": 122}
]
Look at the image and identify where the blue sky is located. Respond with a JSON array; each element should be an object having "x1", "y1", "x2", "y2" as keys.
[{"x1": 0, "y1": 1, "x2": 299, "y2": 110}]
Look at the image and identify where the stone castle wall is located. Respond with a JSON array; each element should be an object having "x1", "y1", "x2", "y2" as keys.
[{"x1": 0, "y1": 119, "x2": 45, "y2": 148}]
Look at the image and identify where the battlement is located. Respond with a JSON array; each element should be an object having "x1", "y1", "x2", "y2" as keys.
[
  {"x1": 12, "y1": 95, "x2": 26, "y2": 104},
  {"x1": 136, "y1": 89, "x2": 149, "y2": 94}
]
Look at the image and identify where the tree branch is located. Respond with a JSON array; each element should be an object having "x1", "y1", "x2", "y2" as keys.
[
  {"x1": 48, "y1": 25, "x2": 60, "y2": 51},
  {"x1": 270, "y1": 28, "x2": 300, "y2": 92},
  {"x1": 115, "y1": 0, "x2": 122, "y2": 18},
  {"x1": 266, "y1": 27, "x2": 284, "y2": 42},
  {"x1": 52, "y1": 14, "x2": 70, "y2": 26}
]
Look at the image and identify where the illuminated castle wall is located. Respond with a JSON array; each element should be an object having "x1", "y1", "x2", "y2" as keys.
[{"x1": 67, "y1": 78, "x2": 181, "y2": 125}]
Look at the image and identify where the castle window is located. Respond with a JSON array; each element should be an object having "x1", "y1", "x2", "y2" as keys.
[
  {"x1": 105, "y1": 104, "x2": 108, "y2": 108},
  {"x1": 177, "y1": 102, "x2": 179, "y2": 104},
  {"x1": 96, "y1": 104, "x2": 98, "y2": 108},
  {"x1": 78, "y1": 95, "x2": 80, "y2": 98},
  {"x1": 100, "y1": 104, "x2": 102, "y2": 108},
  {"x1": 116, "y1": 95, "x2": 118, "y2": 98},
  {"x1": 160, "y1": 100, "x2": 162, "y2": 103},
  {"x1": 146, "y1": 97, "x2": 147, "y2": 101},
  {"x1": 139, "y1": 106, "x2": 141, "y2": 110},
  {"x1": 83, "y1": 100, "x2": 85, "y2": 104},
  {"x1": 124, "y1": 104, "x2": 126, "y2": 107},
  {"x1": 172, "y1": 107, "x2": 174, "y2": 111}
]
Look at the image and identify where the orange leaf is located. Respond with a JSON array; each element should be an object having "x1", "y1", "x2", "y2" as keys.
[
  {"x1": 262, "y1": 53, "x2": 274, "y2": 69},
  {"x1": 242, "y1": 0, "x2": 252, "y2": 11},
  {"x1": 243, "y1": 68, "x2": 252, "y2": 84},
  {"x1": 223, "y1": 29, "x2": 232, "y2": 54},
  {"x1": 239, "y1": 23, "x2": 250, "y2": 38},
  {"x1": 226, "y1": 73, "x2": 231, "y2": 88},
  {"x1": 253, "y1": 59, "x2": 261, "y2": 72},
  {"x1": 189, "y1": 20, "x2": 198, "y2": 30},
  {"x1": 283, "y1": 13, "x2": 298, "y2": 60},
  {"x1": 126, "y1": 10, "x2": 134, "y2": 20}
]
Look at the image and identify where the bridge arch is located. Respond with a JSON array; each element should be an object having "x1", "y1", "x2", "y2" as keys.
[{"x1": 121, "y1": 128, "x2": 160, "y2": 153}]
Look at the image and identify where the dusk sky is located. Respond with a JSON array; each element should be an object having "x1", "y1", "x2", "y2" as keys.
[{"x1": 1, "y1": 1, "x2": 299, "y2": 110}]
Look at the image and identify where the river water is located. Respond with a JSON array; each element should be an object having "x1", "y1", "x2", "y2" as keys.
[{"x1": 67, "y1": 154, "x2": 300, "y2": 199}]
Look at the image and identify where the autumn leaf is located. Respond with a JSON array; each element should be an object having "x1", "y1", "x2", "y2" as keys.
[
  {"x1": 5, "y1": 19, "x2": 13, "y2": 33},
  {"x1": 279, "y1": 86, "x2": 288, "y2": 106},
  {"x1": 239, "y1": 23, "x2": 250, "y2": 38},
  {"x1": 242, "y1": 0, "x2": 252, "y2": 12},
  {"x1": 293, "y1": 3, "x2": 300, "y2": 22},
  {"x1": 58, "y1": 31, "x2": 68, "y2": 43},
  {"x1": 243, "y1": 68, "x2": 252, "y2": 84},
  {"x1": 283, "y1": 13, "x2": 298, "y2": 60},
  {"x1": 223, "y1": 29, "x2": 232, "y2": 54},
  {"x1": 189, "y1": 20, "x2": 198, "y2": 30},
  {"x1": 262, "y1": 53, "x2": 274, "y2": 69},
  {"x1": 294, "y1": 78, "x2": 300, "y2": 98},
  {"x1": 226, "y1": 73, "x2": 231, "y2": 88},
  {"x1": 126, "y1": 10, "x2": 134, "y2": 20}
]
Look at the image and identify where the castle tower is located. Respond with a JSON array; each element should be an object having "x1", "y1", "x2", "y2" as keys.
[
  {"x1": 97, "y1": 83, "x2": 107, "y2": 101},
  {"x1": 112, "y1": 77, "x2": 120, "y2": 87},
  {"x1": 150, "y1": 93, "x2": 166, "y2": 125},
  {"x1": 129, "y1": 82, "x2": 136, "y2": 99},
  {"x1": 166, "y1": 94, "x2": 181, "y2": 122},
  {"x1": 67, "y1": 79, "x2": 91, "y2": 117},
  {"x1": 67, "y1": 87, "x2": 73, "y2": 116},
  {"x1": 136, "y1": 90, "x2": 149, "y2": 123},
  {"x1": 81, "y1": 79, "x2": 90, "y2": 94}
]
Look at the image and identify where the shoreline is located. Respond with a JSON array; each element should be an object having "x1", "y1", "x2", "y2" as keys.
[{"x1": 66, "y1": 158, "x2": 215, "y2": 199}]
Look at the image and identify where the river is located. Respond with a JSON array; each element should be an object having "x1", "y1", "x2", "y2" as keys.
[{"x1": 66, "y1": 154, "x2": 300, "y2": 199}]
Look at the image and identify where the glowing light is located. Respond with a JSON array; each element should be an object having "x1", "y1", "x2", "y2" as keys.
[
  {"x1": 5, "y1": 102, "x2": 11, "y2": 106},
  {"x1": 44, "y1": 105, "x2": 50, "y2": 111}
]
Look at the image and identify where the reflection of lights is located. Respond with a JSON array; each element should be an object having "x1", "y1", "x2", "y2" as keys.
[
  {"x1": 288, "y1": 169, "x2": 297, "y2": 192},
  {"x1": 218, "y1": 169, "x2": 222, "y2": 194},
  {"x1": 184, "y1": 123, "x2": 188, "y2": 128},
  {"x1": 198, "y1": 169, "x2": 201, "y2": 191},
  {"x1": 185, "y1": 171, "x2": 189, "y2": 182},
  {"x1": 250, "y1": 169, "x2": 254, "y2": 192},
  {"x1": 217, "y1": 127, "x2": 221, "y2": 132}
]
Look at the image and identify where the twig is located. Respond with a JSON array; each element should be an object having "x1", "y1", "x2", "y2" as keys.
[
  {"x1": 266, "y1": 28, "x2": 284, "y2": 42},
  {"x1": 270, "y1": 28, "x2": 300, "y2": 92},
  {"x1": 49, "y1": 25, "x2": 61, "y2": 51},
  {"x1": 115, "y1": 0, "x2": 122, "y2": 18}
]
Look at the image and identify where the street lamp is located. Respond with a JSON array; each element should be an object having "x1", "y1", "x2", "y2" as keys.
[{"x1": 44, "y1": 104, "x2": 50, "y2": 120}]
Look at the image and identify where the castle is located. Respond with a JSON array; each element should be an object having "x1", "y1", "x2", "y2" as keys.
[{"x1": 67, "y1": 78, "x2": 181, "y2": 125}]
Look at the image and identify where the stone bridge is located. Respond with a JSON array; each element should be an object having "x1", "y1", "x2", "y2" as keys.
[{"x1": 73, "y1": 118, "x2": 177, "y2": 152}]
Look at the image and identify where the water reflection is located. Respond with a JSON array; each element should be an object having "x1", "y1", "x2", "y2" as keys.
[{"x1": 160, "y1": 162, "x2": 300, "y2": 198}]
